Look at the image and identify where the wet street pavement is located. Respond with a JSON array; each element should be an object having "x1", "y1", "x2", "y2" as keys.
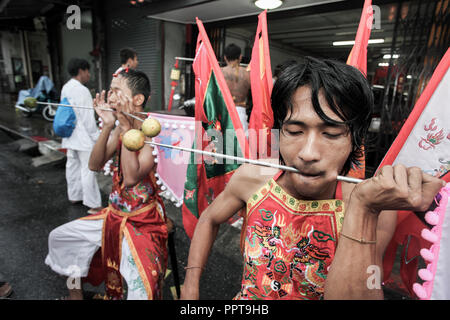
[{"x1": 0, "y1": 96, "x2": 243, "y2": 300}]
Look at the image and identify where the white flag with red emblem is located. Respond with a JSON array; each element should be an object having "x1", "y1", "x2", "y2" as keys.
[{"x1": 380, "y1": 48, "x2": 449, "y2": 299}]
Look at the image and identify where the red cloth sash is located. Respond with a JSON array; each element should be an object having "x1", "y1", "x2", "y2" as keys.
[{"x1": 81, "y1": 200, "x2": 168, "y2": 300}]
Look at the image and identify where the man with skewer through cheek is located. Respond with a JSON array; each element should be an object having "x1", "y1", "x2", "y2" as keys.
[
  {"x1": 181, "y1": 57, "x2": 445, "y2": 300},
  {"x1": 45, "y1": 69, "x2": 169, "y2": 300}
]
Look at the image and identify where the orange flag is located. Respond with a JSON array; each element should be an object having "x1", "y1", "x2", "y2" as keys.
[
  {"x1": 346, "y1": 0, "x2": 374, "y2": 179},
  {"x1": 347, "y1": 0, "x2": 373, "y2": 75},
  {"x1": 248, "y1": 10, "x2": 274, "y2": 159},
  {"x1": 181, "y1": 18, "x2": 248, "y2": 238}
]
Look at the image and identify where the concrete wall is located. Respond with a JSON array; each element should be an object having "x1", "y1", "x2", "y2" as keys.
[
  {"x1": 268, "y1": 44, "x2": 301, "y2": 73},
  {"x1": 27, "y1": 31, "x2": 51, "y2": 67},
  {"x1": 59, "y1": 10, "x2": 95, "y2": 94},
  {"x1": 0, "y1": 31, "x2": 21, "y2": 91},
  {"x1": 26, "y1": 31, "x2": 52, "y2": 86},
  {"x1": 0, "y1": 31, "x2": 22, "y2": 75}
]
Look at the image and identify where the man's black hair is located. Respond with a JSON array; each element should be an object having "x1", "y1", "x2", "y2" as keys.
[
  {"x1": 68, "y1": 58, "x2": 90, "y2": 77},
  {"x1": 118, "y1": 69, "x2": 151, "y2": 107},
  {"x1": 224, "y1": 43, "x2": 241, "y2": 61},
  {"x1": 120, "y1": 47, "x2": 137, "y2": 65},
  {"x1": 271, "y1": 56, "x2": 374, "y2": 175},
  {"x1": 274, "y1": 60, "x2": 297, "y2": 79}
]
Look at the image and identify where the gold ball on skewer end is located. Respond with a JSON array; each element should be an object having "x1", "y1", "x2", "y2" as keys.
[
  {"x1": 141, "y1": 118, "x2": 161, "y2": 138},
  {"x1": 123, "y1": 129, "x2": 146, "y2": 151}
]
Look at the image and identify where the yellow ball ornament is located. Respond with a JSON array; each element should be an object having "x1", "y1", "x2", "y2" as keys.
[
  {"x1": 123, "y1": 129, "x2": 145, "y2": 151},
  {"x1": 141, "y1": 118, "x2": 161, "y2": 138}
]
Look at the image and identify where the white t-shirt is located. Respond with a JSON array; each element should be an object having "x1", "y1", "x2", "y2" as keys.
[{"x1": 61, "y1": 79, "x2": 100, "y2": 151}]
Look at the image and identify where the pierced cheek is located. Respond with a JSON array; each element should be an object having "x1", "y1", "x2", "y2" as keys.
[
  {"x1": 332, "y1": 152, "x2": 352, "y2": 175},
  {"x1": 278, "y1": 147, "x2": 291, "y2": 165},
  {"x1": 109, "y1": 95, "x2": 119, "y2": 105}
]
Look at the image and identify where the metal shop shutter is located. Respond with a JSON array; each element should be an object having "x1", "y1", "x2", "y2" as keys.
[{"x1": 105, "y1": 12, "x2": 162, "y2": 111}]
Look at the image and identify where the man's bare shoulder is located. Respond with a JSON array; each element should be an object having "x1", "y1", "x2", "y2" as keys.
[
  {"x1": 240, "y1": 66, "x2": 250, "y2": 75},
  {"x1": 228, "y1": 162, "x2": 279, "y2": 202},
  {"x1": 221, "y1": 65, "x2": 231, "y2": 73}
]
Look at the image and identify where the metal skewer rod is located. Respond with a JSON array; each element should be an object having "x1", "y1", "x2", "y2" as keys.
[
  {"x1": 19, "y1": 101, "x2": 115, "y2": 112},
  {"x1": 146, "y1": 141, "x2": 363, "y2": 184},
  {"x1": 42, "y1": 102, "x2": 143, "y2": 122},
  {"x1": 121, "y1": 111, "x2": 145, "y2": 122},
  {"x1": 20, "y1": 101, "x2": 146, "y2": 123},
  {"x1": 174, "y1": 56, "x2": 195, "y2": 62}
]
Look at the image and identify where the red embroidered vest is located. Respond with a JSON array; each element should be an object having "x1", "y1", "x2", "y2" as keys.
[{"x1": 235, "y1": 171, "x2": 345, "y2": 300}]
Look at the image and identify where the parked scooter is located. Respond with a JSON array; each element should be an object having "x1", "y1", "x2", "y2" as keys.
[{"x1": 15, "y1": 76, "x2": 59, "y2": 122}]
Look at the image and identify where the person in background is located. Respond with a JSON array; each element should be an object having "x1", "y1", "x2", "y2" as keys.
[
  {"x1": 114, "y1": 47, "x2": 139, "y2": 76},
  {"x1": 221, "y1": 43, "x2": 251, "y2": 134},
  {"x1": 61, "y1": 58, "x2": 102, "y2": 214}
]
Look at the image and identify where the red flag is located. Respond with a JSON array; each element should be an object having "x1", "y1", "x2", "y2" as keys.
[
  {"x1": 380, "y1": 49, "x2": 450, "y2": 297},
  {"x1": 181, "y1": 18, "x2": 248, "y2": 238},
  {"x1": 346, "y1": 0, "x2": 373, "y2": 75},
  {"x1": 346, "y1": 0, "x2": 373, "y2": 179},
  {"x1": 248, "y1": 10, "x2": 274, "y2": 159}
]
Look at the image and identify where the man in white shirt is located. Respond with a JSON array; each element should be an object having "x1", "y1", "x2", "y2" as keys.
[{"x1": 61, "y1": 58, "x2": 102, "y2": 214}]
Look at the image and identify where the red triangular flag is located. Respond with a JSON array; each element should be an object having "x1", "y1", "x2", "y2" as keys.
[
  {"x1": 346, "y1": 0, "x2": 374, "y2": 179},
  {"x1": 181, "y1": 18, "x2": 248, "y2": 238},
  {"x1": 248, "y1": 10, "x2": 274, "y2": 159}
]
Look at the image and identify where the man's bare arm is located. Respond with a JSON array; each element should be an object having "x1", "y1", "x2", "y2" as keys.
[
  {"x1": 89, "y1": 123, "x2": 120, "y2": 171},
  {"x1": 324, "y1": 165, "x2": 444, "y2": 299},
  {"x1": 324, "y1": 207, "x2": 396, "y2": 299},
  {"x1": 180, "y1": 164, "x2": 271, "y2": 300},
  {"x1": 180, "y1": 185, "x2": 245, "y2": 300},
  {"x1": 120, "y1": 138, "x2": 155, "y2": 188}
]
